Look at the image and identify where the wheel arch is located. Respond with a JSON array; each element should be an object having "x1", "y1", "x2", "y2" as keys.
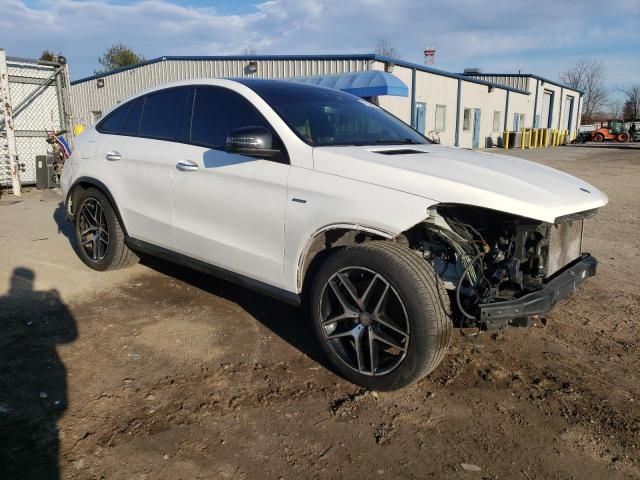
[
  {"x1": 298, "y1": 223, "x2": 419, "y2": 295},
  {"x1": 66, "y1": 177, "x2": 129, "y2": 237}
]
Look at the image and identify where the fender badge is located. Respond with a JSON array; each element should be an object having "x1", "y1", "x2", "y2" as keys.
[{"x1": 580, "y1": 187, "x2": 591, "y2": 193}]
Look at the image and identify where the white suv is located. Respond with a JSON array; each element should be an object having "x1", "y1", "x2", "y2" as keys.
[{"x1": 62, "y1": 78, "x2": 607, "y2": 390}]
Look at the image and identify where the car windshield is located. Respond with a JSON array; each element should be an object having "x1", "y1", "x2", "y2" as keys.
[{"x1": 240, "y1": 80, "x2": 428, "y2": 147}]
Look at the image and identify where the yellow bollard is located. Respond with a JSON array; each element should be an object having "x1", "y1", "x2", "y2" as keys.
[
  {"x1": 504, "y1": 129, "x2": 510, "y2": 150},
  {"x1": 520, "y1": 129, "x2": 525, "y2": 149},
  {"x1": 528, "y1": 128, "x2": 533, "y2": 149},
  {"x1": 534, "y1": 129, "x2": 539, "y2": 148}
]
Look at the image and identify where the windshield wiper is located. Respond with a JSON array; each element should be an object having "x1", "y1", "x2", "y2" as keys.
[{"x1": 375, "y1": 138, "x2": 419, "y2": 145}]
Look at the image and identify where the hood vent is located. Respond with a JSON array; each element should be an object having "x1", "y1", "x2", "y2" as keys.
[{"x1": 373, "y1": 149, "x2": 425, "y2": 155}]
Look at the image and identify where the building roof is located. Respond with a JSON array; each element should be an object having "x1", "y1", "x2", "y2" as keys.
[
  {"x1": 70, "y1": 53, "x2": 529, "y2": 95},
  {"x1": 460, "y1": 72, "x2": 583, "y2": 94}
]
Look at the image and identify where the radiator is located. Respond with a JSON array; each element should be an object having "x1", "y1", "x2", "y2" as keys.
[{"x1": 545, "y1": 220, "x2": 584, "y2": 277}]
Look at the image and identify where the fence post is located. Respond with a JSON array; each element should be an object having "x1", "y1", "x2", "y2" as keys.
[{"x1": 0, "y1": 49, "x2": 21, "y2": 196}]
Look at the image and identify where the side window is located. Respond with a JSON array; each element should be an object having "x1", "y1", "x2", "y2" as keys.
[
  {"x1": 139, "y1": 87, "x2": 189, "y2": 141},
  {"x1": 190, "y1": 87, "x2": 274, "y2": 148},
  {"x1": 97, "y1": 102, "x2": 133, "y2": 134},
  {"x1": 121, "y1": 96, "x2": 145, "y2": 136},
  {"x1": 492, "y1": 111, "x2": 501, "y2": 132},
  {"x1": 463, "y1": 108, "x2": 471, "y2": 131}
]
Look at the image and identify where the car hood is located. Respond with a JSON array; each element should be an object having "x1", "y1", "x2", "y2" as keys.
[{"x1": 312, "y1": 144, "x2": 608, "y2": 223}]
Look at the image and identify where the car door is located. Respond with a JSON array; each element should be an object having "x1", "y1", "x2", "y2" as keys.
[
  {"x1": 96, "y1": 87, "x2": 190, "y2": 249},
  {"x1": 171, "y1": 86, "x2": 290, "y2": 288}
]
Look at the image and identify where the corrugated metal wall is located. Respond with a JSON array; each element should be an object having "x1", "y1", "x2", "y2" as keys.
[
  {"x1": 71, "y1": 58, "x2": 371, "y2": 127},
  {"x1": 70, "y1": 56, "x2": 582, "y2": 150},
  {"x1": 374, "y1": 62, "x2": 532, "y2": 148}
]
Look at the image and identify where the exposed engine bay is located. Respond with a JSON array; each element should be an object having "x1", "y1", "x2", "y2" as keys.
[{"x1": 405, "y1": 204, "x2": 597, "y2": 330}]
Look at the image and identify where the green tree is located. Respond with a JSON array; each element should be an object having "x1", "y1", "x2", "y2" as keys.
[
  {"x1": 96, "y1": 43, "x2": 144, "y2": 73},
  {"x1": 39, "y1": 50, "x2": 55, "y2": 62}
]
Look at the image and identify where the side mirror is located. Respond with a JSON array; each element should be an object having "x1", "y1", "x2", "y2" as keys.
[{"x1": 225, "y1": 126, "x2": 281, "y2": 160}]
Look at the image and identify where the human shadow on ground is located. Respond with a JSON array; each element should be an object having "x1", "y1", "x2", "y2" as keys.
[{"x1": 0, "y1": 268, "x2": 77, "y2": 480}]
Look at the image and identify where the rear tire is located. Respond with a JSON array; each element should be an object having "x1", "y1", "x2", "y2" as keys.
[
  {"x1": 74, "y1": 187, "x2": 138, "y2": 271},
  {"x1": 309, "y1": 241, "x2": 451, "y2": 391},
  {"x1": 618, "y1": 132, "x2": 629, "y2": 142}
]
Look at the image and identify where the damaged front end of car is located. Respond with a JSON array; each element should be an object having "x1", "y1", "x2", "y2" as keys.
[{"x1": 403, "y1": 204, "x2": 599, "y2": 330}]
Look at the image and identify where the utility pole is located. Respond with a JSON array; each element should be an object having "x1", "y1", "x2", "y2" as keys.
[{"x1": 0, "y1": 49, "x2": 21, "y2": 196}]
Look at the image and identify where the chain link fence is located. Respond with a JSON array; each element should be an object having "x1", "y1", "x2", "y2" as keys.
[{"x1": 1, "y1": 52, "x2": 73, "y2": 188}]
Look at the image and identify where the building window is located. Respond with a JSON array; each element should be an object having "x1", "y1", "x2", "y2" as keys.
[
  {"x1": 519, "y1": 113, "x2": 526, "y2": 129},
  {"x1": 493, "y1": 111, "x2": 501, "y2": 132},
  {"x1": 435, "y1": 105, "x2": 446, "y2": 132},
  {"x1": 513, "y1": 112, "x2": 521, "y2": 131},
  {"x1": 463, "y1": 108, "x2": 471, "y2": 131}
]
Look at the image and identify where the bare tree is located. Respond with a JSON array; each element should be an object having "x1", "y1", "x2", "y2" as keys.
[
  {"x1": 618, "y1": 83, "x2": 640, "y2": 120},
  {"x1": 374, "y1": 39, "x2": 401, "y2": 59},
  {"x1": 243, "y1": 47, "x2": 257, "y2": 56},
  {"x1": 608, "y1": 99, "x2": 623, "y2": 119},
  {"x1": 560, "y1": 59, "x2": 607, "y2": 124}
]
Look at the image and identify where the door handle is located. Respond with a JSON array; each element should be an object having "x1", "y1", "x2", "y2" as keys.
[
  {"x1": 105, "y1": 151, "x2": 121, "y2": 161},
  {"x1": 176, "y1": 160, "x2": 199, "y2": 172}
]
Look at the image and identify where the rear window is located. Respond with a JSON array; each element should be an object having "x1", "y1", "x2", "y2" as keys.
[
  {"x1": 96, "y1": 101, "x2": 133, "y2": 134},
  {"x1": 139, "y1": 87, "x2": 189, "y2": 141},
  {"x1": 121, "y1": 97, "x2": 145, "y2": 136}
]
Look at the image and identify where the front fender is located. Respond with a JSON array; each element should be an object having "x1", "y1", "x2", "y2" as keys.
[{"x1": 283, "y1": 168, "x2": 436, "y2": 293}]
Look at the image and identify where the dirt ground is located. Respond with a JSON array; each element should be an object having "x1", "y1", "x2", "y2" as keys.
[{"x1": 1, "y1": 145, "x2": 638, "y2": 479}]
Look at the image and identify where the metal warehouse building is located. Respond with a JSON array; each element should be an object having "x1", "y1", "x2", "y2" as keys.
[{"x1": 70, "y1": 54, "x2": 583, "y2": 150}]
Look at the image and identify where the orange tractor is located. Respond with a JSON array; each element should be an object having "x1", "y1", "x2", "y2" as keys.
[{"x1": 591, "y1": 119, "x2": 630, "y2": 142}]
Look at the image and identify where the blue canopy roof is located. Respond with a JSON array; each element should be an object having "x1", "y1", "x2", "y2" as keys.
[{"x1": 291, "y1": 70, "x2": 408, "y2": 97}]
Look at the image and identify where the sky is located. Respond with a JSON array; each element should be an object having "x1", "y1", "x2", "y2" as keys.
[{"x1": 1, "y1": 0, "x2": 639, "y2": 101}]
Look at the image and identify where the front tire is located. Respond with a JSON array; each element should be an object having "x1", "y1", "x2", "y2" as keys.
[
  {"x1": 309, "y1": 241, "x2": 452, "y2": 391},
  {"x1": 593, "y1": 132, "x2": 604, "y2": 142},
  {"x1": 74, "y1": 187, "x2": 138, "y2": 271}
]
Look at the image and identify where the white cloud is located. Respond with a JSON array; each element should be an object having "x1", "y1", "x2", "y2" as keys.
[{"x1": 0, "y1": 0, "x2": 638, "y2": 88}]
